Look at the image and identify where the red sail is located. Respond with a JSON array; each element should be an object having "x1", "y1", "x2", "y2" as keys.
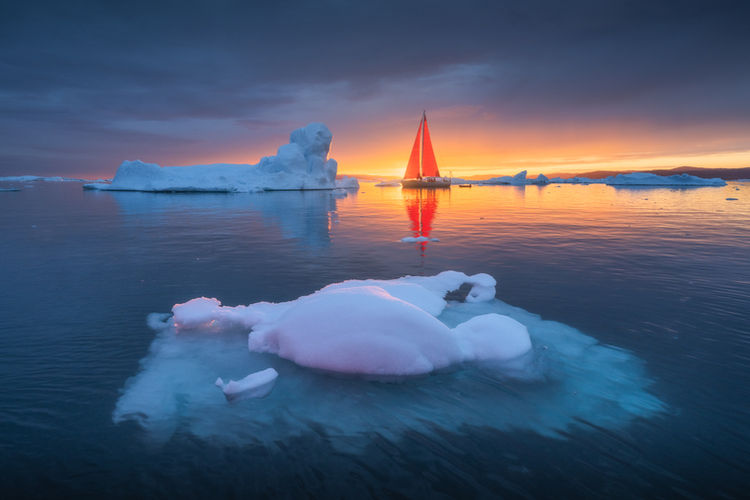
[
  {"x1": 421, "y1": 118, "x2": 440, "y2": 177},
  {"x1": 403, "y1": 119, "x2": 423, "y2": 179}
]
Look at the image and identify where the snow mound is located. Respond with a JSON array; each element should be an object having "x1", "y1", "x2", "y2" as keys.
[
  {"x1": 170, "y1": 271, "x2": 517, "y2": 376},
  {"x1": 84, "y1": 123, "x2": 339, "y2": 192},
  {"x1": 215, "y1": 368, "x2": 278, "y2": 401}
]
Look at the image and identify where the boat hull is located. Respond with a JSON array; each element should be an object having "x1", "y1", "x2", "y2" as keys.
[{"x1": 401, "y1": 177, "x2": 451, "y2": 189}]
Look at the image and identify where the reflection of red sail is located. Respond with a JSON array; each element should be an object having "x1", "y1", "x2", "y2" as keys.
[
  {"x1": 404, "y1": 189, "x2": 439, "y2": 255},
  {"x1": 421, "y1": 118, "x2": 440, "y2": 177}
]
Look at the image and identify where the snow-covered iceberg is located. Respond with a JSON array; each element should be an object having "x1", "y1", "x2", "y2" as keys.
[
  {"x1": 603, "y1": 172, "x2": 726, "y2": 186},
  {"x1": 0, "y1": 175, "x2": 95, "y2": 182},
  {"x1": 215, "y1": 368, "x2": 278, "y2": 401},
  {"x1": 546, "y1": 172, "x2": 726, "y2": 186},
  {"x1": 84, "y1": 123, "x2": 340, "y2": 192},
  {"x1": 401, "y1": 236, "x2": 439, "y2": 243},
  {"x1": 171, "y1": 272, "x2": 524, "y2": 376},
  {"x1": 114, "y1": 271, "x2": 664, "y2": 445},
  {"x1": 481, "y1": 170, "x2": 529, "y2": 186}
]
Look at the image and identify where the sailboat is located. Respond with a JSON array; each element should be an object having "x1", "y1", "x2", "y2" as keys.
[{"x1": 401, "y1": 111, "x2": 451, "y2": 188}]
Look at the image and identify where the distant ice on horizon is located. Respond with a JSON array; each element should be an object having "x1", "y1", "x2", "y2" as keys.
[{"x1": 83, "y1": 123, "x2": 359, "y2": 193}]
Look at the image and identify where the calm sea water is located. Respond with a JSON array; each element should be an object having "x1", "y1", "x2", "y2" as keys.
[{"x1": 1, "y1": 180, "x2": 748, "y2": 497}]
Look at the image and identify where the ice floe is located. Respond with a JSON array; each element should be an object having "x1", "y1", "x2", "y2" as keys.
[
  {"x1": 114, "y1": 271, "x2": 664, "y2": 445},
  {"x1": 215, "y1": 368, "x2": 278, "y2": 401},
  {"x1": 84, "y1": 123, "x2": 339, "y2": 192},
  {"x1": 401, "y1": 236, "x2": 439, "y2": 243},
  {"x1": 0, "y1": 175, "x2": 94, "y2": 182}
]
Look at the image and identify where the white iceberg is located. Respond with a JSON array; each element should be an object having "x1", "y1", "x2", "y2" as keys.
[
  {"x1": 84, "y1": 123, "x2": 340, "y2": 192},
  {"x1": 375, "y1": 180, "x2": 402, "y2": 187},
  {"x1": 171, "y1": 271, "x2": 525, "y2": 376},
  {"x1": 604, "y1": 172, "x2": 725, "y2": 186},
  {"x1": 335, "y1": 176, "x2": 359, "y2": 190},
  {"x1": 0, "y1": 175, "x2": 93, "y2": 182},
  {"x1": 114, "y1": 271, "x2": 664, "y2": 445},
  {"x1": 400, "y1": 236, "x2": 439, "y2": 243},
  {"x1": 545, "y1": 172, "x2": 726, "y2": 186},
  {"x1": 215, "y1": 368, "x2": 278, "y2": 401},
  {"x1": 481, "y1": 170, "x2": 529, "y2": 185},
  {"x1": 531, "y1": 173, "x2": 549, "y2": 185}
]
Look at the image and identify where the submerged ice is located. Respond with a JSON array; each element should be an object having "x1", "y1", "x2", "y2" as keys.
[{"x1": 114, "y1": 271, "x2": 664, "y2": 445}]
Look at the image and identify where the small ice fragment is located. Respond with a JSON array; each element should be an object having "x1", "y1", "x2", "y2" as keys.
[
  {"x1": 400, "y1": 236, "x2": 439, "y2": 243},
  {"x1": 215, "y1": 368, "x2": 278, "y2": 401}
]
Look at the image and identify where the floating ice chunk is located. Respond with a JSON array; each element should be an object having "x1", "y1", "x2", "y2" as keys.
[
  {"x1": 167, "y1": 271, "x2": 512, "y2": 376},
  {"x1": 0, "y1": 175, "x2": 92, "y2": 182},
  {"x1": 84, "y1": 123, "x2": 340, "y2": 192},
  {"x1": 454, "y1": 313, "x2": 531, "y2": 361},
  {"x1": 375, "y1": 180, "x2": 401, "y2": 187},
  {"x1": 531, "y1": 173, "x2": 549, "y2": 185},
  {"x1": 215, "y1": 368, "x2": 278, "y2": 401},
  {"x1": 335, "y1": 177, "x2": 359, "y2": 190},
  {"x1": 604, "y1": 172, "x2": 725, "y2": 186},
  {"x1": 113, "y1": 271, "x2": 664, "y2": 444},
  {"x1": 400, "y1": 236, "x2": 439, "y2": 243},
  {"x1": 247, "y1": 286, "x2": 467, "y2": 376}
]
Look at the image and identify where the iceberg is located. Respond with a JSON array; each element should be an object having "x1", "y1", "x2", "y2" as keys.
[
  {"x1": 84, "y1": 123, "x2": 340, "y2": 192},
  {"x1": 545, "y1": 172, "x2": 726, "y2": 186},
  {"x1": 481, "y1": 170, "x2": 529, "y2": 185},
  {"x1": 603, "y1": 172, "x2": 726, "y2": 186},
  {"x1": 171, "y1": 271, "x2": 526, "y2": 376},
  {"x1": 215, "y1": 368, "x2": 278, "y2": 401},
  {"x1": 400, "y1": 236, "x2": 439, "y2": 243},
  {"x1": 335, "y1": 176, "x2": 360, "y2": 190},
  {"x1": 114, "y1": 271, "x2": 664, "y2": 445},
  {"x1": 531, "y1": 173, "x2": 549, "y2": 185},
  {"x1": 0, "y1": 175, "x2": 94, "y2": 182}
]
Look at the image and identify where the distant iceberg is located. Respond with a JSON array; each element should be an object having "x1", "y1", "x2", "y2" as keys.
[
  {"x1": 481, "y1": 170, "x2": 529, "y2": 185},
  {"x1": 0, "y1": 175, "x2": 95, "y2": 182},
  {"x1": 546, "y1": 172, "x2": 725, "y2": 186},
  {"x1": 84, "y1": 123, "x2": 340, "y2": 192},
  {"x1": 603, "y1": 172, "x2": 726, "y2": 186}
]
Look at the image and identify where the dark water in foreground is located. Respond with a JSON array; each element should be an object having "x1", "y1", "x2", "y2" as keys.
[{"x1": 1, "y1": 181, "x2": 749, "y2": 498}]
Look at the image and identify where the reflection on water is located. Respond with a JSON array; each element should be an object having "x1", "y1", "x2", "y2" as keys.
[
  {"x1": 403, "y1": 188, "x2": 444, "y2": 255},
  {"x1": 1, "y1": 181, "x2": 749, "y2": 497},
  {"x1": 93, "y1": 189, "x2": 353, "y2": 249}
]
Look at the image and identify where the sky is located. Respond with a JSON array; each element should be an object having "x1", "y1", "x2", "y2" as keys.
[{"x1": 1, "y1": 0, "x2": 749, "y2": 178}]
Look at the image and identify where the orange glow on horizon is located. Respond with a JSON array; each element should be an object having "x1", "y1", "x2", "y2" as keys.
[{"x1": 92, "y1": 113, "x2": 750, "y2": 181}]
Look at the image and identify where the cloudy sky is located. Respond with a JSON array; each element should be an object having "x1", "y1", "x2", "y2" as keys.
[{"x1": 2, "y1": 0, "x2": 749, "y2": 178}]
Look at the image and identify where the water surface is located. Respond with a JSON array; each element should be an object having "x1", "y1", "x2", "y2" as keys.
[{"x1": 1, "y1": 181, "x2": 748, "y2": 497}]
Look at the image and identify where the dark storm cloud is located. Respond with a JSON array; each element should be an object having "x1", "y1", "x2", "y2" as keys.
[{"x1": 1, "y1": 0, "x2": 749, "y2": 175}]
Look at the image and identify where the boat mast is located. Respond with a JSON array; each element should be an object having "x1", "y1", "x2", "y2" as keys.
[{"x1": 420, "y1": 110, "x2": 426, "y2": 179}]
